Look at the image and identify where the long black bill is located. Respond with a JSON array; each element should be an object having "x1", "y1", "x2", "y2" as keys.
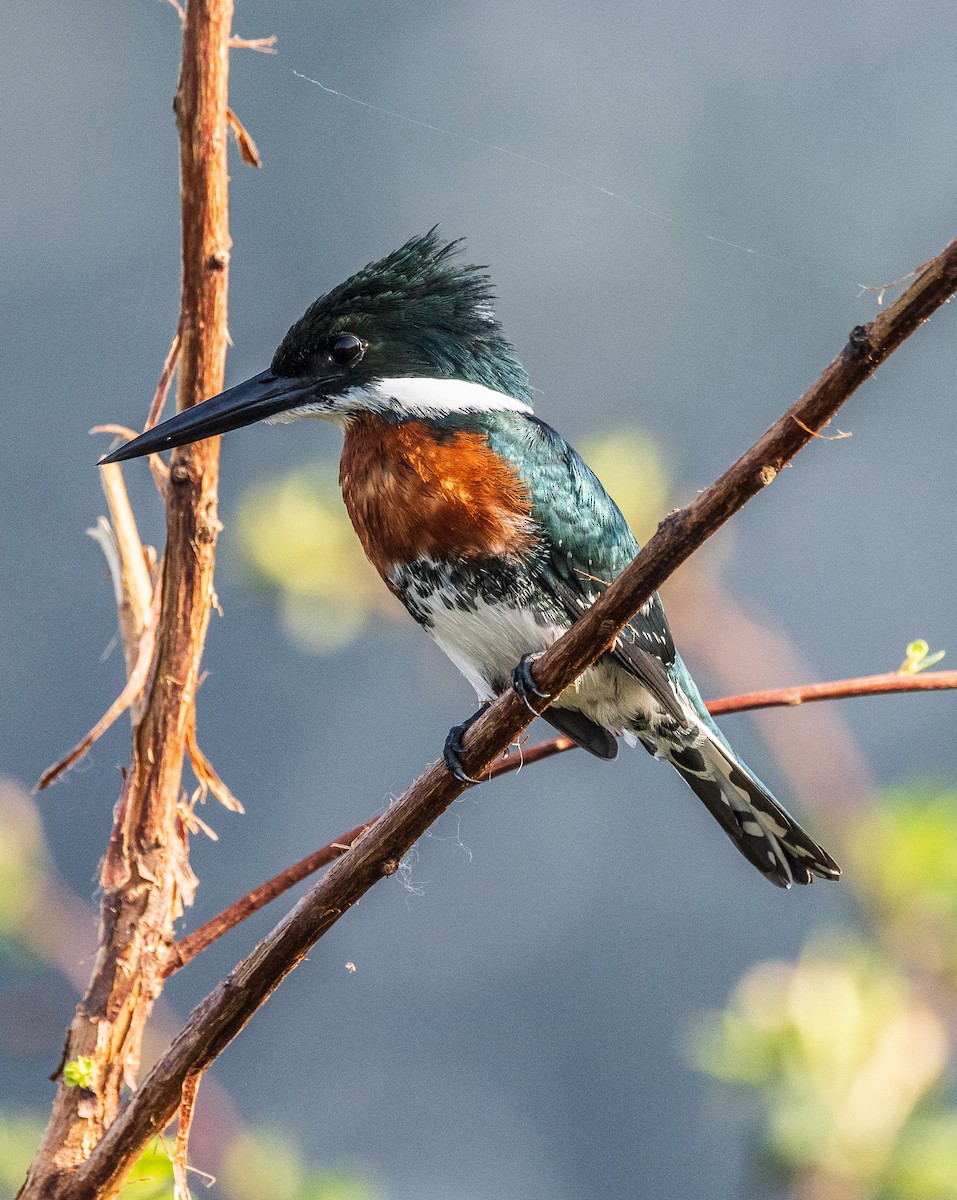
[{"x1": 99, "y1": 369, "x2": 321, "y2": 465}]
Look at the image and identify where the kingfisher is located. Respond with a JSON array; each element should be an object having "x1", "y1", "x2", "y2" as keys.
[{"x1": 103, "y1": 230, "x2": 839, "y2": 889}]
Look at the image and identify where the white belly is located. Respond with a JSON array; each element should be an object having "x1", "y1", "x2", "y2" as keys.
[
  {"x1": 426, "y1": 593, "x2": 566, "y2": 702},
  {"x1": 422, "y1": 592, "x2": 677, "y2": 736}
]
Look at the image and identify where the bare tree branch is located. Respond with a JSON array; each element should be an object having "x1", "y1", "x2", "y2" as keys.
[
  {"x1": 52, "y1": 234, "x2": 957, "y2": 1199},
  {"x1": 17, "y1": 0, "x2": 233, "y2": 1194},
  {"x1": 164, "y1": 817, "x2": 379, "y2": 975},
  {"x1": 707, "y1": 668, "x2": 957, "y2": 713}
]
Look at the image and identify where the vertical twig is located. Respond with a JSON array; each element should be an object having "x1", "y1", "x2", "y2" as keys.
[
  {"x1": 172, "y1": 1070, "x2": 204, "y2": 1200},
  {"x1": 18, "y1": 1, "x2": 233, "y2": 1196}
]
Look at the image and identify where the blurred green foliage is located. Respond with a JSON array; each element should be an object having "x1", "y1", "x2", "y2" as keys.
[
  {"x1": 221, "y1": 1130, "x2": 379, "y2": 1200},
  {"x1": 234, "y1": 467, "x2": 389, "y2": 652},
  {"x1": 690, "y1": 935, "x2": 955, "y2": 1195},
  {"x1": 0, "y1": 781, "x2": 44, "y2": 953},
  {"x1": 0, "y1": 1114, "x2": 45, "y2": 1199},
  {"x1": 689, "y1": 784, "x2": 957, "y2": 1199},
  {"x1": 233, "y1": 429, "x2": 670, "y2": 652},
  {"x1": 850, "y1": 786, "x2": 957, "y2": 987},
  {"x1": 120, "y1": 1141, "x2": 176, "y2": 1199},
  {"x1": 0, "y1": 1119, "x2": 379, "y2": 1200}
]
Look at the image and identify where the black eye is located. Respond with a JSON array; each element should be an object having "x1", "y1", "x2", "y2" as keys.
[{"x1": 330, "y1": 332, "x2": 365, "y2": 366}]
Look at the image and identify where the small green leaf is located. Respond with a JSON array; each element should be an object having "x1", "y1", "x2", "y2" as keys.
[
  {"x1": 899, "y1": 640, "x2": 946, "y2": 674},
  {"x1": 917, "y1": 649, "x2": 946, "y2": 671},
  {"x1": 63, "y1": 1056, "x2": 96, "y2": 1089}
]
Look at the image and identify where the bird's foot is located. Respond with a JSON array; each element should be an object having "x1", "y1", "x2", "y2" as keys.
[
  {"x1": 443, "y1": 703, "x2": 491, "y2": 785},
  {"x1": 511, "y1": 653, "x2": 553, "y2": 714}
]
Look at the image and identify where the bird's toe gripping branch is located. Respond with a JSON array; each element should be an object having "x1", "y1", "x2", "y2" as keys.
[
  {"x1": 443, "y1": 655, "x2": 554, "y2": 785},
  {"x1": 443, "y1": 703, "x2": 492, "y2": 784},
  {"x1": 511, "y1": 653, "x2": 553, "y2": 714}
]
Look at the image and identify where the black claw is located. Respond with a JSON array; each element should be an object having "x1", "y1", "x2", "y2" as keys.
[
  {"x1": 442, "y1": 703, "x2": 491, "y2": 784},
  {"x1": 511, "y1": 653, "x2": 552, "y2": 714}
]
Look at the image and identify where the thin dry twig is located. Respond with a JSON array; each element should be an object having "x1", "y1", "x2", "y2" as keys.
[
  {"x1": 792, "y1": 416, "x2": 852, "y2": 442},
  {"x1": 857, "y1": 258, "x2": 935, "y2": 306},
  {"x1": 47, "y1": 335, "x2": 187, "y2": 787},
  {"x1": 146, "y1": 324, "x2": 183, "y2": 432},
  {"x1": 172, "y1": 1070, "x2": 203, "y2": 1200},
  {"x1": 185, "y1": 719, "x2": 244, "y2": 814},
  {"x1": 35, "y1": 602, "x2": 159, "y2": 792},
  {"x1": 93, "y1": 425, "x2": 171, "y2": 492},
  {"x1": 226, "y1": 107, "x2": 262, "y2": 167},
  {"x1": 228, "y1": 34, "x2": 277, "y2": 53},
  {"x1": 95, "y1": 463, "x2": 156, "y2": 678},
  {"x1": 708, "y1": 668, "x2": 957, "y2": 712},
  {"x1": 481, "y1": 667, "x2": 957, "y2": 775},
  {"x1": 164, "y1": 817, "x2": 377, "y2": 976}
]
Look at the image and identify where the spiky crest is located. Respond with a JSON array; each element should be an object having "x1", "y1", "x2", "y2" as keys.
[{"x1": 270, "y1": 229, "x2": 532, "y2": 404}]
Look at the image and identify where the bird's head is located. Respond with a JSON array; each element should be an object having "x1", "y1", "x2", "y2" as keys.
[{"x1": 101, "y1": 230, "x2": 532, "y2": 464}]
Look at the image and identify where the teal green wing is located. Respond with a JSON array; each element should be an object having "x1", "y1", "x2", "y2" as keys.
[{"x1": 482, "y1": 412, "x2": 686, "y2": 725}]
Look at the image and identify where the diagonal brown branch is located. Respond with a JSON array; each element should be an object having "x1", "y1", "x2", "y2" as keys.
[
  {"x1": 164, "y1": 817, "x2": 379, "y2": 975},
  {"x1": 34, "y1": 614, "x2": 158, "y2": 791},
  {"x1": 55, "y1": 234, "x2": 957, "y2": 1198}
]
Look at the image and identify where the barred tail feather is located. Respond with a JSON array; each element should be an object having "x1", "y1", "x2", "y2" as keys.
[{"x1": 663, "y1": 736, "x2": 841, "y2": 888}]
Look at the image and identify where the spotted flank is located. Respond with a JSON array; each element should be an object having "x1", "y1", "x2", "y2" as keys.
[{"x1": 655, "y1": 732, "x2": 841, "y2": 888}]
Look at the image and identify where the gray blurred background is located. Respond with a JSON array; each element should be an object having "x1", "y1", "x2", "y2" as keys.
[{"x1": 1, "y1": 1, "x2": 955, "y2": 1197}]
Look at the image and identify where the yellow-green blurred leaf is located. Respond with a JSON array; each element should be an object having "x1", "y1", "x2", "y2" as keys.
[
  {"x1": 0, "y1": 781, "x2": 45, "y2": 941},
  {"x1": 233, "y1": 469, "x2": 398, "y2": 653},
  {"x1": 689, "y1": 934, "x2": 951, "y2": 1190},
  {"x1": 578, "y1": 429, "x2": 670, "y2": 544},
  {"x1": 221, "y1": 1130, "x2": 379, "y2": 1200},
  {"x1": 222, "y1": 1130, "x2": 304, "y2": 1200},
  {"x1": 120, "y1": 1141, "x2": 175, "y2": 1199},
  {"x1": 0, "y1": 1113, "x2": 44, "y2": 1199},
  {"x1": 883, "y1": 1112, "x2": 957, "y2": 1200},
  {"x1": 850, "y1": 786, "x2": 957, "y2": 984},
  {"x1": 899, "y1": 640, "x2": 946, "y2": 674}
]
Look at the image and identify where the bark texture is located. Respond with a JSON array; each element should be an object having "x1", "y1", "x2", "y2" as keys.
[{"x1": 18, "y1": 1, "x2": 233, "y2": 1195}]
